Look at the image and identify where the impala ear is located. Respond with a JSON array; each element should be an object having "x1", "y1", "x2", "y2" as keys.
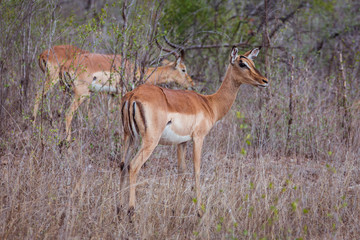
[
  {"x1": 160, "y1": 59, "x2": 171, "y2": 66},
  {"x1": 244, "y1": 48, "x2": 260, "y2": 60},
  {"x1": 174, "y1": 57, "x2": 181, "y2": 67},
  {"x1": 230, "y1": 47, "x2": 238, "y2": 64}
]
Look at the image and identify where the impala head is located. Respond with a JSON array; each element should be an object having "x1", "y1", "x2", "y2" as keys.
[
  {"x1": 155, "y1": 39, "x2": 194, "y2": 89},
  {"x1": 230, "y1": 47, "x2": 268, "y2": 88},
  {"x1": 167, "y1": 57, "x2": 195, "y2": 89}
]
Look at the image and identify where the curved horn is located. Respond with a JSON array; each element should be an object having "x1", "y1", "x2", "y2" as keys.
[
  {"x1": 155, "y1": 39, "x2": 180, "y2": 60},
  {"x1": 164, "y1": 35, "x2": 183, "y2": 50},
  {"x1": 164, "y1": 36, "x2": 187, "y2": 61}
]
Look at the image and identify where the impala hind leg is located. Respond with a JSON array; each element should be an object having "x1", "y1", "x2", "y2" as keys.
[
  {"x1": 33, "y1": 72, "x2": 59, "y2": 125},
  {"x1": 65, "y1": 94, "x2": 88, "y2": 142},
  {"x1": 117, "y1": 132, "x2": 132, "y2": 221},
  {"x1": 120, "y1": 133, "x2": 131, "y2": 171},
  {"x1": 119, "y1": 133, "x2": 131, "y2": 193},
  {"x1": 128, "y1": 137, "x2": 159, "y2": 217},
  {"x1": 85, "y1": 97, "x2": 93, "y2": 126}
]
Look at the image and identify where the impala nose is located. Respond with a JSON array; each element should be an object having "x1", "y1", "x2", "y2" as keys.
[{"x1": 258, "y1": 79, "x2": 269, "y2": 88}]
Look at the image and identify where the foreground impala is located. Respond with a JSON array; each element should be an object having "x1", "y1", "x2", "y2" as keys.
[{"x1": 120, "y1": 47, "x2": 269, "y2": 216}]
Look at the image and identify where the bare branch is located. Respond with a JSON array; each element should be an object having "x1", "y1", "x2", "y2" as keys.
[
  {"x1": 269, "y1": 2, "x2": 306, "y2": 39},
  {"x1": 155, "y1": 39, "x2": 180, "y2": 59},
  {"x1": 163, "y1": 35, "x2": 250, "y2": 51}
]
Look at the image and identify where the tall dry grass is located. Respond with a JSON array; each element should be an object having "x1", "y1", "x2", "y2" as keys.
[{"x1": 1, "y1": 50, "x2": 360, "y2": 239}]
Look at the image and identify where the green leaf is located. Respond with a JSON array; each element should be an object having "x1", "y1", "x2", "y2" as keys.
[
  {"x1": 241, "y1": 148, "x2": 247, "y2": 155},
  {"x1": 216, "y1": 224, "x2": 222, "y2": 232},
  {"x1": 291, "y1": 200, "x2": 298, "y2": 211}
]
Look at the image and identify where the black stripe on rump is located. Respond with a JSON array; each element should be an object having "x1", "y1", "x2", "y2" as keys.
[
  {"x1": 121, "y1": 92, "x2": 133, "y2": 134},
  {"x1": 132, "y1": 101, "x2": 139, "y2": 135},
  {"x1": 136, "y1": 101, "x2": 147, "y2": 132},
  {"x1": 42, "y1": 59, "x2": 47, "y2": 69},
  {"x1": 127, "y1": 99, "x2": 135, "y2": 138},
  {"x1": 121, "y1": 100, "x2": 127, "y2": 129}
]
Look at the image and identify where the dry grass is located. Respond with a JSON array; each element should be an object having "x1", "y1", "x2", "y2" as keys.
[{"x1": 1, "y1": 85, "x2": 360, "y2": 239}]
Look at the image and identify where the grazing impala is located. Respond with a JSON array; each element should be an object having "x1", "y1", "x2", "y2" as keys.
[
  {"x1": 120, "y1": 47, "x2": 269, "y2": 217},
  {"x1": 33, "y1": 45, "x2": 88, "y2": 124},
  {"x1": 33, "y1": 45, "x2": 194, "y2": 142}
]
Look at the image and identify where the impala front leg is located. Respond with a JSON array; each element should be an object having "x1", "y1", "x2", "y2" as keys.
[
  {"x1": 176, "y1": 142, "x2": 187, "y2": 191},
  {"x1": 193, "y1": 136, "x2": 204, "y2": 217},
  {"x1": 177, "y1": 142, "x2": 187, "y2": 175}
]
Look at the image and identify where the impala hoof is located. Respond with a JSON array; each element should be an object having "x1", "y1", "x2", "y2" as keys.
[
  {"x1": 116, "y1": 205, "x2": 122, "y2": 221},
  {"x1": 128, "y1": 206, "x2": 135, "y2": 222},
  {"x1": 119, "y1": 162, "x2": 124, "y2": 171},
  {"x1": 197, "y1": 209, "x2": 204, "y2": 218},
  {"x1": 58, "y1": 139, "x2": 70, "y2": 152}
]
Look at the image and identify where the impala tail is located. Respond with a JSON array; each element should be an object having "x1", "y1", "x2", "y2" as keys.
[
  {"x1": 38, "y1": 52, "x2": 48, "y2": 73},
  {"x1": 121, "y1": 93, "x2": 147, "y2": 143}
]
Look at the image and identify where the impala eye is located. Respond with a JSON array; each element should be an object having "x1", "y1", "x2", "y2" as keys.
[
  {"x1": 182, "y1": 69, "x2": 186, "y2": 72},
  {"x1": 239, "y1": 62, "x2": 247, "y2": 68}
]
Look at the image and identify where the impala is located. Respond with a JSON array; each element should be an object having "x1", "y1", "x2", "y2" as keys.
[
  {"x1": 120, "y1": 47, "x2": 269, "y2": 217},
  {"x1": 33, "y1": 45, "x2": 88, "y2": 124},
  {"x1": 33, "y1": 45, "x2": 194, "y2": 142},
  {"x1": 61, "y1": 52, "x2": 193, "y2": 142}
]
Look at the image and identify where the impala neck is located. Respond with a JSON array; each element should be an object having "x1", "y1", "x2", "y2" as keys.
[
  {"x1": 207, "y1": 65, "x2": 242, "y2": 122},
  {"x1": 144, "y1": 66, "x2": 170, "y2": 85}
]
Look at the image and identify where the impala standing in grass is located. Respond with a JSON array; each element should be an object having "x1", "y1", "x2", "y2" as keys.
[
  {"x1": 33, "y1": 45, "x2": 194, "y2": 142},
  {"x1": 33, "y1": 45, "x2": 88, "y2": 124},
  {"x1": 120, "y1": 47, "x2": 269, "y2": 217}
]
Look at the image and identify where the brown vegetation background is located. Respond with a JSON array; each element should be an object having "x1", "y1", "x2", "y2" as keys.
[{"x1": 1, "y1": 0, "x2": 360, "y2": 239}]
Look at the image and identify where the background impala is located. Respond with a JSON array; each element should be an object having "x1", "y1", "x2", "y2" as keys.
[
  {"x1": 33, "y1": 45, "x2": 88, "y2": 124},
  {"x1": 33, "y1": 44, "x2": 194, "y2": 141}
]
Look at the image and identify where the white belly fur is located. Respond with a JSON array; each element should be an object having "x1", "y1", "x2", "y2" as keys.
[
  {"x1": 90, "y1": 71, "x2": 118, "y2": 93},
  {"x1": 90, "y1": 81, "x2": 117, "y2": 93},
  {"x1": 159, "y1": 124, "x2": 191, "y2": 145}
]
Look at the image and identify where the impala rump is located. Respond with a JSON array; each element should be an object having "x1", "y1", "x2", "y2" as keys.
[
  {"x1": 121, "y1": 95, "x2": 148, "y2": 142},
  {"x1": 121, "y1": 85, "x2": 209, "y2": 145}
]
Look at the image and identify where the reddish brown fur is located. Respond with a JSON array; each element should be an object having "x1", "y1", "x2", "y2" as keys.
[
  {"x1": 33, "y1": 45, "x2": 194, "y2": 142},
  {"x1": 33, "y1": 45, "x2": 88, "y2": 123},
  {"x1": 120, "y1": 48, "x2": 269, "y2": 216}
]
